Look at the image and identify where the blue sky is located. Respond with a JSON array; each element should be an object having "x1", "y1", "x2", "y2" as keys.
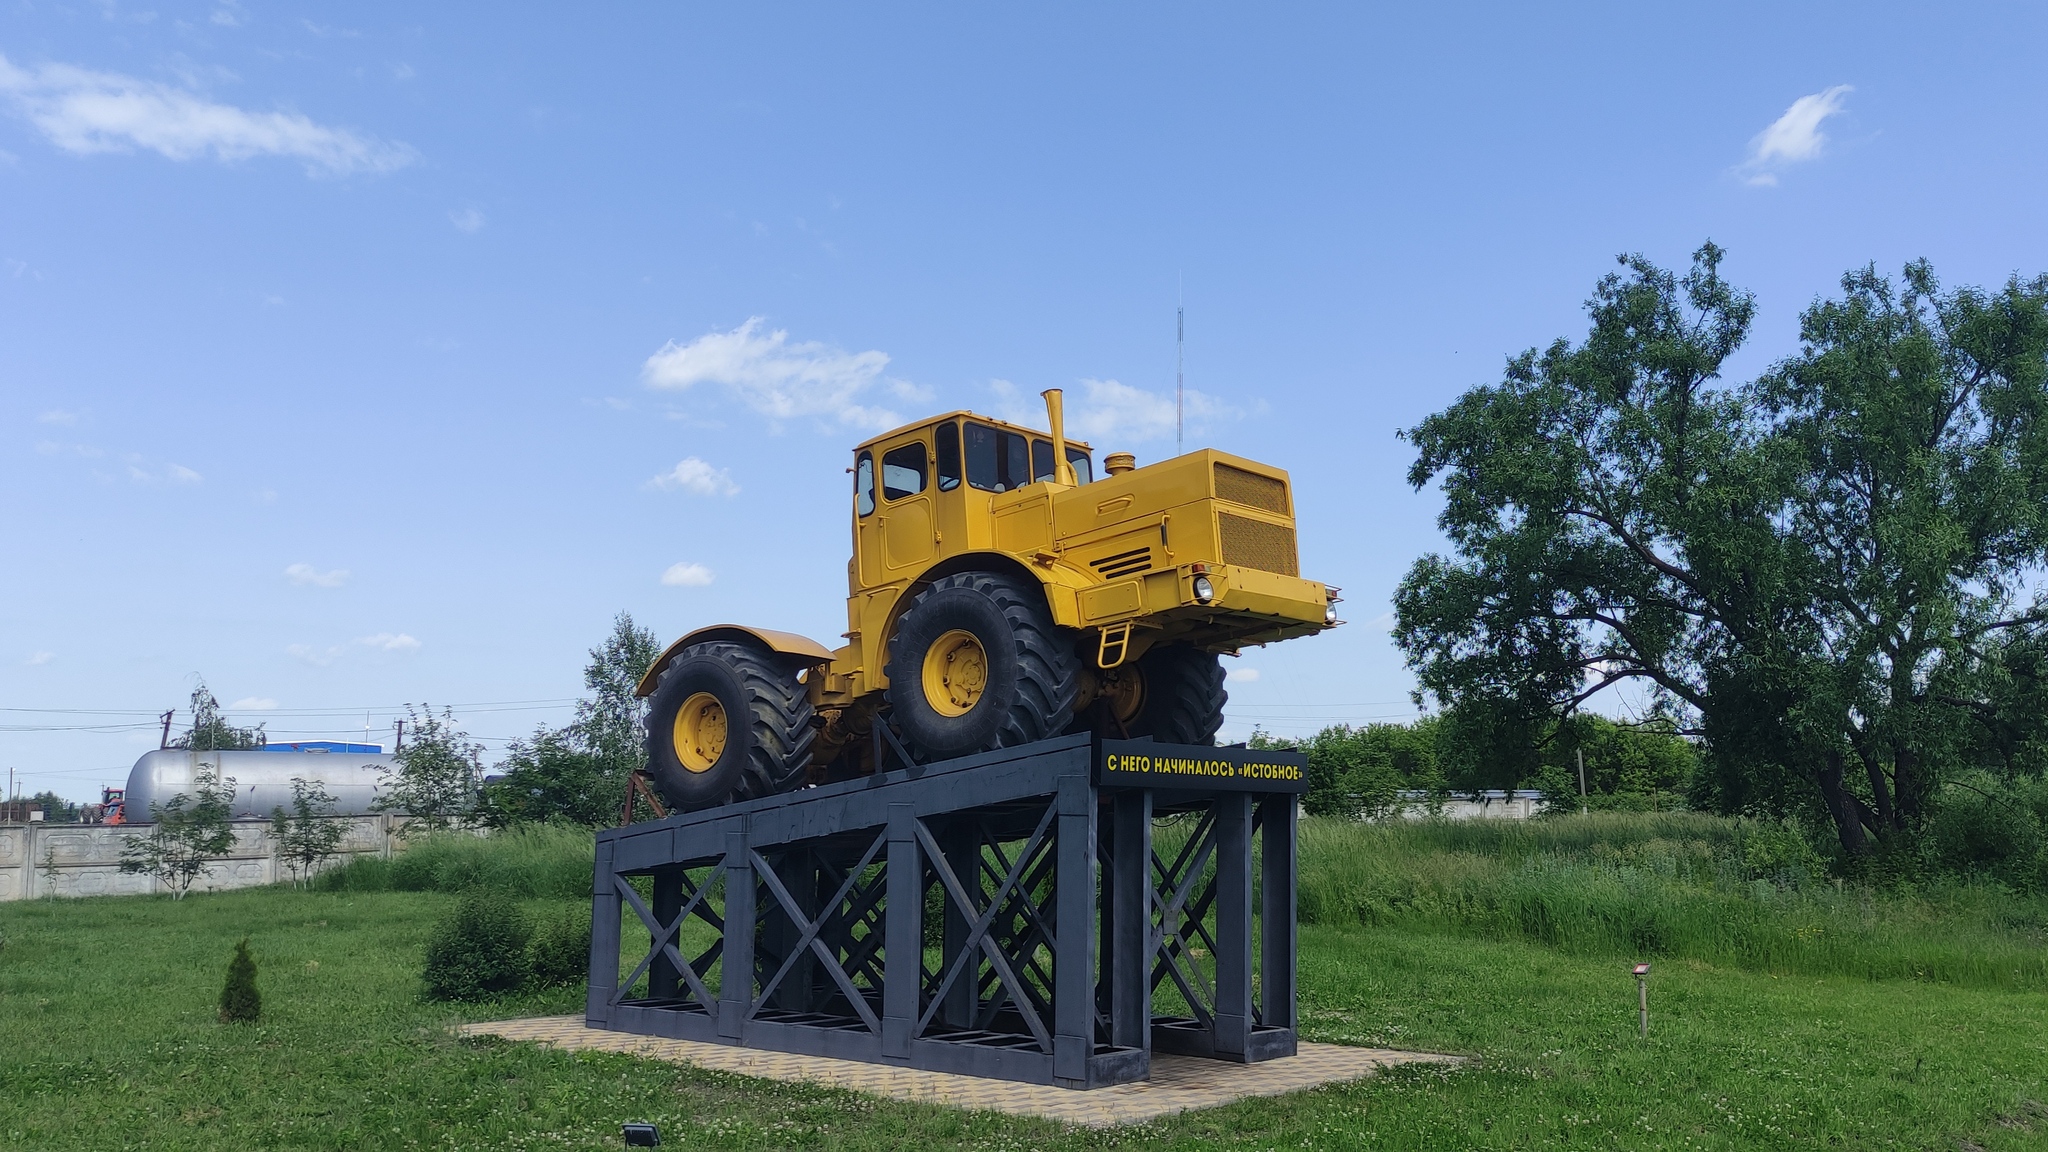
[{"x1": 6, "y1": 3, "x2": 2046, "y2": 802}]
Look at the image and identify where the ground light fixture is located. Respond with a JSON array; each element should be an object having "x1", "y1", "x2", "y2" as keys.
[
  {"x1": 1632, "y1": 962, "x2": 1652, "y2": 1039},
  {"x1": 622, "y1": 1122, "x2": 661, "y2": 1146}
]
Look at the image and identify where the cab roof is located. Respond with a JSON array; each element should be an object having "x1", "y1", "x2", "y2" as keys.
[{"x1": 854, "y1": 410, "x2": 1094, "y2": 454}]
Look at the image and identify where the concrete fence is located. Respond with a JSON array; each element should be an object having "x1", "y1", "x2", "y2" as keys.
[{"x1": 0, "y1": 815, "x2": 412, "y2": 901}]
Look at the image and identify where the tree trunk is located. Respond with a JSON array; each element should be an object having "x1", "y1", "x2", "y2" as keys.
[{"x1": 1817, "y1": 751, "x2": 1870, "y2": 856}]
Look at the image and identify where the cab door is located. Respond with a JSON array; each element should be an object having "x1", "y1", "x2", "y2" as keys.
[
  {"x1": 853, "y1": 450, "x2": 884, "y2": 590},
  {"x1": 880, "y1": 438, "x2": 935, "y2": 575}
]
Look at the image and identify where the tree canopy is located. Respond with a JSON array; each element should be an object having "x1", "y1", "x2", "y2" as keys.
[
  {"x1": 171, "y1": 683, "x2": 266, "y2": 751},
  {"x1": 478, "y1": 612, "x2": 661, "y2": 828},
  {"x1": 1396, "y1": 244, "x2": 2048, "y2": 859}
]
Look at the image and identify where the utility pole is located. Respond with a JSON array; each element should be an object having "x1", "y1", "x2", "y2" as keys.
[
  {"x1": 160, "y1": 710, "x2": 174, "y2": 749},
  {"x1": 1175, "y1": 304, "x2": 1185, "y2": 457},
  {"x1": 1577, "y1": 748, "x2": 1588, "y2": 816}
]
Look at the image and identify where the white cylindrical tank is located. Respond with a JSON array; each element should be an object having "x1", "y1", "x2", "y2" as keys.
[{"x1": 123, "y1": 748, "x2": 398, "y2": 822}]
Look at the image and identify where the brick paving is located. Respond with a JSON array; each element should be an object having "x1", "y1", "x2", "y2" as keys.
[{"x1": 459, "y1": 1015, "x2": 1462, "y2": 1126}]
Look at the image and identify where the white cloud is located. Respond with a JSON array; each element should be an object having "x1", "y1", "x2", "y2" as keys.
[
  {"x1": 37, "y1": 409, "x2": 80, "y2": 425},
  {"x1": 285, "y1": 643, "x2": 331, "y2": 665},
  {"x1": 448, "y1": 206, "x2": 485, "y2": 233},
  {"x1": 288, "y1": 631, "x2": 419, "y2": 665},
  {"x1": 661, "y1": 561, "x2": 715, "y2": 587},
  {"x1": 649, "y1": 456, "x2": 739, "y2": 496},
  {"x1": 1740, "y1": 85, "x2": 1852, "y2": 187},
  {"x1": 992, "y1": 377, "x2": 1239, "y2": 446},
  {"x1": 643, "y1": 318, "x2": 902, "y2": 430},
  {"x1": 360, "y1": 632, "x2": 420, "y2": 651},
  {"x1": 1227, "y1": 667, "x2": 1260, "y2": 682},
  {"x1": 124, "y1": 459, "x2": 202, "y2": 484},
  {"x1": 25, "y1": 651, "x2": 53, "y2": 666},
  {"x1": 228, "y1": 697, "x2": 277, "y2": 711},
  {"x1": 0, "y1": 52, "x2": 416, "y2": 176},
  {"x1": 284, "y1": 562, "x2": 349, "y2": 588}
]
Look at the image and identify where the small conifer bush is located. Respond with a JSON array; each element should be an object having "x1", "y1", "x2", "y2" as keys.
[
  {"x1": 219, "y1": 937, "x2": 261, "y2": 1023},
  {"x1": 527, "y1": 907, "x2": 592, "y2": 989},
  {"x1": 422, "y1": 891, "x2": 531, "y2": 1001}
]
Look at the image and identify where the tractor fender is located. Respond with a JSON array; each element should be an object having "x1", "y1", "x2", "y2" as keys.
[
  {"x1": 893, "y1": 552, "x2": 1093, "y2": 629},
  {"x1": 635, "y1": 624, "x2": 836, "y2": 698}
]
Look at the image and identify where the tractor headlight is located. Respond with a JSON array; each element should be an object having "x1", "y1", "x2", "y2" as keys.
[
  {"x1": 1192, "y1": 574, "x2": 1215, "y2": 603},
  {"x1": 1325, "y1": 603, "x2": 1339, "y2": 625}
]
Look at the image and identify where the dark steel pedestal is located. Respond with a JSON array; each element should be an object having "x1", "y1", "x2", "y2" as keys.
[{"x1": 585, "y1": 733, "x2": 1306, "y2": 1089}]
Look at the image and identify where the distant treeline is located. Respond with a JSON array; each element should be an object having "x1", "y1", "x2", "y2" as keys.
[{"x1": 1252, "y1": 712, "x2": 1695, "y2": 819}]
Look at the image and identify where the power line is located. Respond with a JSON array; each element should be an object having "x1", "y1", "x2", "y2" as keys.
[{"x1": 0, "y1": 697, "x2": 581, "y2": 717}]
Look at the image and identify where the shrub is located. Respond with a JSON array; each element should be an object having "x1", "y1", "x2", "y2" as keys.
[
  {"x1": 528, "y1": 906, "x2": 592, "y2": 989},
  {"x1": 219, "y1": 937, "x2": 261, "y2": 1023},
  {"x1": 422, "y1": 892, "x2": 531, "y2": 1001},
  {"x1": 1926, "y1": 776, "x2": 2048, "y2": 891}
]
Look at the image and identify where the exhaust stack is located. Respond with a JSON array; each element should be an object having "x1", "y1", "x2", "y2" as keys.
[{"x1": 1042, "y1": 388, "x2": 1077, "y2": 485}]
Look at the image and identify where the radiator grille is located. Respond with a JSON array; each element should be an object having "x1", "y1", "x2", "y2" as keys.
[
  {"x1": 1214, "y1": 463, "x2": 1289, "y2": 514},
  {"x1": 1219, "y1": 513, "x2": 1299, "y2": 577},
  {"x1": 1089, "y1": 547, "x2": 1153, "y2": 579}
]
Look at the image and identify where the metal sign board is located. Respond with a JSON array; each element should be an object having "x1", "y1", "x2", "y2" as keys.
[{"x1": 1095, "y1": 739, "x2": 1308, "y2": 792}]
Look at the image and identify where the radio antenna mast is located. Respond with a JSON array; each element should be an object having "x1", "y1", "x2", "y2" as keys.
[{"x1": 1175, "y1": 301, "x2": 1185, "y2": 456}]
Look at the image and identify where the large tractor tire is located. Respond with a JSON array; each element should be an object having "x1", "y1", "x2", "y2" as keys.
[
  {"x1": 885, "y1": 571, "x2": 1081, "y2": 762},
  {"x1": 1125, "y1": 645, "x2": 1228, "y2": 746},
  {"x1": 643, "y1": 641, "x2": 815, "y2": 812}
]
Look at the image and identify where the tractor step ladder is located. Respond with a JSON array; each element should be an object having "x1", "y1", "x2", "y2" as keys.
[{"x1": 586, "y1": 733, "x2": 1306, "y2": 1089}]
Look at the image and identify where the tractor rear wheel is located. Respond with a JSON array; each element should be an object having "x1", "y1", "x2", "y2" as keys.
[
  {"x1": 1125, "y1": 645, "x2": 1228, "y2": 746},
  {"x1": 886, "y1": 571, "x2": 1080, "y2": 762},
  {"x1": 643, "y1": 641, "x2": 814, "y2": 812}
]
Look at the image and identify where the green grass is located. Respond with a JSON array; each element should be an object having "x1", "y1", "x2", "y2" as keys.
[{"x1": 2, "y1": 815, "x2": 2046, "y2": 1150}]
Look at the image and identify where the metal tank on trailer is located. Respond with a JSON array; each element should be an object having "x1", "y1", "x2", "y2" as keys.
[{"x1": 120, "y1": 744, "x2": 396, "y2": 822}]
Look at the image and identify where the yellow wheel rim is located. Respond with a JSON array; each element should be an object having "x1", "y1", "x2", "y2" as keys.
[
  {"x1": 922, "y1": 629, "x2": 989, "y2": 717},
  {"x1": 1102, "y1": 667, "x2": 1145, "y2": 725},
  {"x1": 673, "y1": 692, "x2": 728, "y2": 773}
]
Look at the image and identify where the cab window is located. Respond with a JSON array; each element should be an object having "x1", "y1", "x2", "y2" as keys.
[
  {"x1": 1031, "y1": 439, "x2": 1055, "y2": 485},
  {"x1": 935, "y1": 422, "x2": 962, "y2": 491},
  {"x1": 966, "y1": 422, "x2": 1033, "y2": 493},
  {"x1": 882, "y1": 442, "x2": 927, "y2": 501},
  {"x1": 855, "y1": 451, "x2": 875, "y2": 515},
  {"x1": 1066, "y1": 447, "x2": 1093, "y2": 484}
]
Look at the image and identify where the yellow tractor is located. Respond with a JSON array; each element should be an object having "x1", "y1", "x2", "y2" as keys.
[{"x1": 635, "y1": 389, "x2": 1340, "y2": 811}]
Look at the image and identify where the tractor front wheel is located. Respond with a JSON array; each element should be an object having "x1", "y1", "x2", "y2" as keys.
[
  {"x1": 886, "y1": 572, "x2": 1081, "y2": 762},
  {"x1": 643, "y1": 641, "x2": 815, "y2": 812},
  {"x1": 1125, "y1": 645, "x2": 1228, "y2": 746}
]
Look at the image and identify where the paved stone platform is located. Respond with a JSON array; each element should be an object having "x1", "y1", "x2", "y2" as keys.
[{"x1": 459, "y1": 1015, "x2": 1462, "y2": 1126}]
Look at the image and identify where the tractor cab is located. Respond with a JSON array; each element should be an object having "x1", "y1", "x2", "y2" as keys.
[{"x1": 850, "y1": 412, "x2": 1093, "y2": 593}]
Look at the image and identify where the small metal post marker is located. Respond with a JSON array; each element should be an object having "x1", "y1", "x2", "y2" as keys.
[{"x1": 1632, "y1": 962, "x2": 1651, "y2": 1038}]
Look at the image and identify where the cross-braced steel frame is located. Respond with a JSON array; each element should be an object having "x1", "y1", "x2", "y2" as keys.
[{"x1": 586, "y1": 733, "x2": 1305, "y2": 1088}]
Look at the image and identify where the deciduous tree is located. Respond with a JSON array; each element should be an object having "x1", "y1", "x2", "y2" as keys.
[
  {"x1": 118, "y1": 764, "x2": 237, "y2": 898},
  {"x1": 377, "y1": 706, "x2": 483, "y2": 834},
  {"x1": 1396, "y1": 245, "x2": 2048, "y2": 857},
  {"x1": 270, "y1": 777, "x2": 347, "y2": 886}
]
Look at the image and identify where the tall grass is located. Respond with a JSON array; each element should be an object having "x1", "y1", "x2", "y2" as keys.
[
  {"x1": 314, "y1": 813, "x2": 2048, "y2": 990},
  {"x1": 1299, "y1": 812, "x2": 2048, "y2": 988},
  {"x1": 317, "y1": 825, "x2": 593, "y2": 900}
]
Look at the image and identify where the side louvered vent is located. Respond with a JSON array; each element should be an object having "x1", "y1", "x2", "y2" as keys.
[
  {"x1": 1214, "y1": 463, "x2": 1290, "y2": 514},
  {"x1": 1090, "y1": 547, "x2": 1153, "y2": 579}
]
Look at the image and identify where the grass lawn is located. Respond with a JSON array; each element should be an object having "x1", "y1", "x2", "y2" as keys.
[{"x1": 4, "y1": 878, "x2": 2046, "y2": 1151}]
